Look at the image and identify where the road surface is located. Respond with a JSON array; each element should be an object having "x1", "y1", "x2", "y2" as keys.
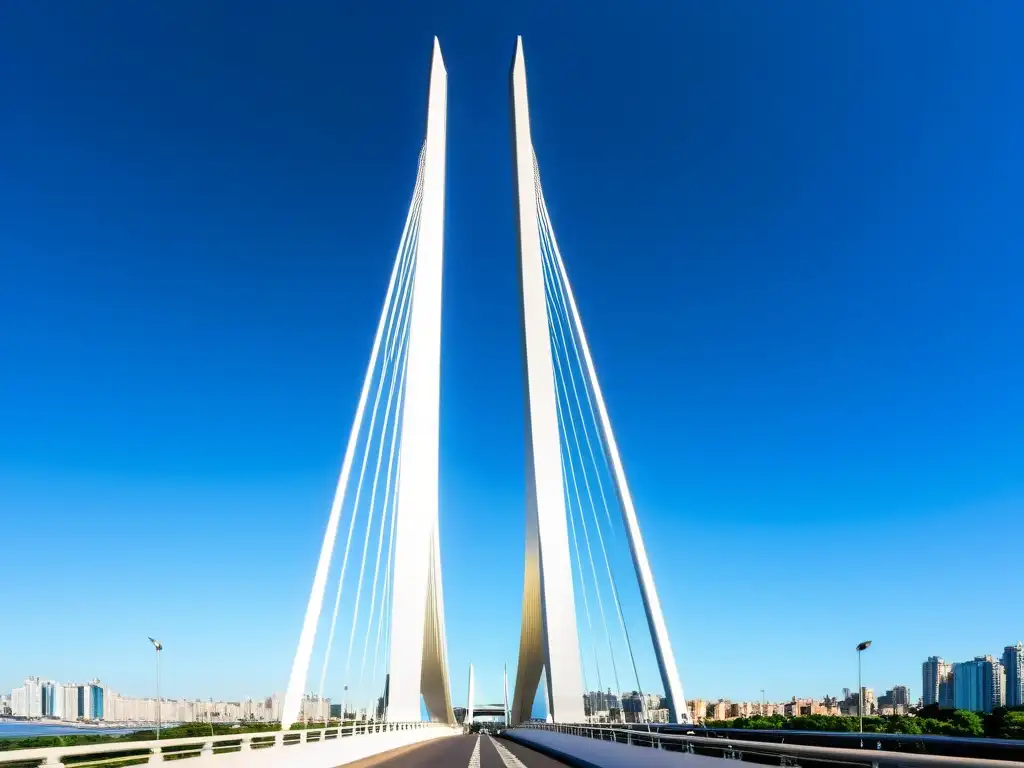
[{"x1": 341, "y1": 732, "x2": 567, "y2": 767}]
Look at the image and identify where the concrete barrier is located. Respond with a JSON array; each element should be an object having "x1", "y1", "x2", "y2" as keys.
[{"x1": 0, "y1": 723, "x2": 461, "y2": 767}]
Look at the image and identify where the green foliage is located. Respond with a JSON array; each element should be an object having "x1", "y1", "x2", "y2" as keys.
[
  {"x1": 880, "y1": 715, "x2": 922, "y2": 734},
  {"x1": 726, "y1": 714, "x2": 787, "y2": 730},
  {"x1": 983, "y1": 708, "x2": 1024, "y2": 739},
  {"x1": 703, "y1": 709, "x2": 1011, "y2": 739},
  {"x1": 1003, "y1": 712, "x2": 1024, "y2": 739},
  {"x1": 917, "y1": 703, "x2": 947, "y2": 721},
  {"x1": 947, "y1": 710, "x2": 984, "y2": 737},
  {"x1": 0, "y1": 721, "x2": 283, "y2": 752},
  {"x1": 793, "y1": 715, "x2": 865, "y2": 732}
]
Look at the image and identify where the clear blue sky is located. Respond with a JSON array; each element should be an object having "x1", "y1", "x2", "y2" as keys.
[{"x1": 2, "y1": 1, "x2": 1022, "y2": 709}]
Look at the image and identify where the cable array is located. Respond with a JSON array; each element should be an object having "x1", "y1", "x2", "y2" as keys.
[
  {"x1": 533, "y1": 156, "x2": 659, "y2": 724},
  {"x1": 301, "y1": 147, "x2": 427, "y2": 722}
]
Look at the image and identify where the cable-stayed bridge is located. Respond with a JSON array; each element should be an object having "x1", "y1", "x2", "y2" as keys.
[
  {"x1": 266, "y1": 32, "x2": 690, "y2": 742},
  {"x1": 7, "y1": 36, "x2": 1008, "y2": 768},
  {"x1": 268, "y1": 35, "x2": 693, "y2": 765}
]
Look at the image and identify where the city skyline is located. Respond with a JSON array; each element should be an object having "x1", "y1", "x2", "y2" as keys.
[
  {"x1": 14, "y1": 643, "x2": 1021, "y2": 718},
  {"x1": 3, "y1": 675, "x2": 284, "y2": 725},
  {"x1": 8, "y1": 640, "x2": 1023, "y2": 712},
  {"x1": 8, "y1": 679, "x2": 943, "y2": 728},
  {"x1": 3, "y1": 1, "x2": 1022, "y2": 708},
  {"x1": 8, "y1": 646, "x2": 1021, "y2": 724}
]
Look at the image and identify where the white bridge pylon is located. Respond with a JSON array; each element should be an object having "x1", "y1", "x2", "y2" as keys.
[
  {"x1": 283, "y1": 36, "x2": 689, "y2": 731},
  {"x1": 509, "y1": 37, "x2": 692, "y2": 725},
  {"x1": 282, "y1": 38, "x2": 452, "y2": 729}
]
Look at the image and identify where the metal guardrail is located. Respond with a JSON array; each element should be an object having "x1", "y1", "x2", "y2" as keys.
[
  {"x1": 516, "y1": 722, "x2": 1024, "y2": 767},
  {"x1": 0, "y1": 721, "x2": 444, "y2": 768},
  {"x1": 652, "y1": 724, "x2": 1024, "y2": 761}
]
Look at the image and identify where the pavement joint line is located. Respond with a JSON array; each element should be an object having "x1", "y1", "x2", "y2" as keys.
[{"x1": 487, "y1": 735, "x2": 528, "y2": 768}]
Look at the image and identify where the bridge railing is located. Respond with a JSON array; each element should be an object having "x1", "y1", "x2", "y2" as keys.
[
  {"x1": 515, "y1": 722, "x2": 1024, "y2": 767},
  {"x1": 0, "y1": 721, "x2": 445, "y2": 768}
]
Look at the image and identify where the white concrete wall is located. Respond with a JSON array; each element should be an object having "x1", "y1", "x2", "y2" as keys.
[
  {"x1": 1, "y1": 726, "x2": 462, "y2": 768},
  {"x1": 209, "y1": 727, "x2": 459, "y2": 768}
]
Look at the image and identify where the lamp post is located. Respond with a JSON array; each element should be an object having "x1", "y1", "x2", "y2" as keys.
[
  {"x1": 760, "y1": 689, "x2": 765, "y2": 716},
  {"x1": 856, "y1": 640, "x2": 872, "y2": 733},
  {"x1": 148, "y1": 638, "x2": 163, "y2": 740}
]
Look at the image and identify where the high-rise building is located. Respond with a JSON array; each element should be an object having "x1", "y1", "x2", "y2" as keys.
[
  {"x1": 621, "y1": 692, "x2": 644, "y2": 722},
  {"x1": 51, "y1": 681, "x2": 64, "y2": 720},
  {"x1": 605, "y1": 689, "x2": 620, "y2": 711},
  {"x1": 711, "y1": 700, "x2": 729, "y2": 720},
  {"x1": 855, "y1": 688, "x2": 876, "y2": 716},
  {"x1": 76, "y1": 684, "x2": 93, "y2": 721},
  {"x1": 61, "y1": 684, "x2": 80, "y2": 720},
  {"x1": 1003, "y1": 642, "x2": 1023, "y2": 708},
  {"x1": 582, "y1": 689, "x2": 621, "y2": 715},
  {"x1": 645, "y1": 693, "x2": 664, "y2": 712},
  {"x1": 41, "y1": 681, "x2": 56, "y2": 718},
  {"x1": 954, "y1": 656, "x2": 1004, "y2": 713},
  {"x1": 953, "y1": 661, "x2": 982, "y2": 712},
  {"x1": 648, "y1": 708, "x2": 670, "y2": 723},
  {"x1": 939, "y1": 667, "x2": 956, "y2": 709},
  {"x1": 619, "y1": 691, "x2": 663, "y2": 722},
  {"x1": 922, "y1": 657, "x2": 951, "y2": 706},
  {"x1": 11, "y1": 678, "x2": 43, "y2": 718},
  {"x1": 891, "y1": 685, "x2": 911, "y2": 708},
  {"x1": 687, "y1": 699, "x2": 707, "y2": 722},
  {"x1": 878, "y1": 685, "x2": 911, "y2": 714},
  {"x1": 299, "y1": 693, "x2": 330, "y2": 721},
  {"x1": 90, "y1": 682, "x2": 105, "y2": 720},
  {"x1": 994, "y1": 659, "x2": 1006, "y2": 710}
]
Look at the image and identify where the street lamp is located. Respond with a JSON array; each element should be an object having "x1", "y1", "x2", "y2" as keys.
[
  {"x1": 148, "y1": 638, "x2": 163, "y2": 740},
  {"x1": 760, "y1": 689, "x2": 766, "y2": 716},
  {"x1": 856, "y1": 640, "x2": 872, "y2": 734}
]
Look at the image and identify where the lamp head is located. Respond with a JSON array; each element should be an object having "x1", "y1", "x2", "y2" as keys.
[
  {"x1": 149, "y1": 637, "x2": 163, "y2": 651},
  {"x1": 856, "y1": 641, "x2": 872, "y2": 652}
]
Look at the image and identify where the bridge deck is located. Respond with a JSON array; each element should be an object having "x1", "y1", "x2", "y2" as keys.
[{"x1": 342, "y1": 733, "x2": 566, "y2": 767}]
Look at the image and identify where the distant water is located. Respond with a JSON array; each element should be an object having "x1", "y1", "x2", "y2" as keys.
[{"x1": 0, "y1": 722, "x2": 146, "y2": 739}]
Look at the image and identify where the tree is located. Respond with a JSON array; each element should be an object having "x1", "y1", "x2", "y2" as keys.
[
  {"x1": 946, "y1": 710, "x2": 984, "y2": 737},
  {"x1": 987, "y1": 710, "x2": 1024, "y2": 739},
  {"x1": 917, "y1": 703, "x2": 946, "y2": 721},
  {"x1": 882, "y1": 715, "x2": 922, "y2": 735}
]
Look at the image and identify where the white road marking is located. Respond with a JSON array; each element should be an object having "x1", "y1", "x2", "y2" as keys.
[
  {"x1": 468, "y1": 734, "x2": 482, "y2": 768},
  {"x1": 487, "y1": 735, "x2": 528, "y2": 768}
]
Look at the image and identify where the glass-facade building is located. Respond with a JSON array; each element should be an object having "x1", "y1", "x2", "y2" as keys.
[
  {"x1": 90, "y1": 685, "x2": 104, "y2": 720},
  {"x1": 41, "y1": 682, "x2": 57, "y2": 717},
  {"x1": 954, "y1": 657, "x2": 1004, "y2": 713},
  {"x1": 1004, "y1": 643, "x2": 1024, "y2": 708}
]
